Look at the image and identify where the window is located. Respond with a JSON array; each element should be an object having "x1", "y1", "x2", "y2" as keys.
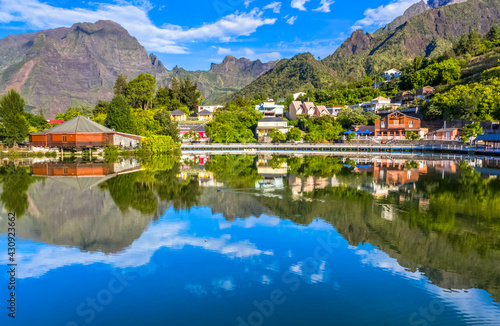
[
  {"x1": 409, "y1": 121, "x2": 413, "y2": 128},
  {"x1": 381, "y1": 121, "x2": 385, "y2": 128},
  {"x1": 62, "y1": 134, "x2": 67, "y2": 142}
]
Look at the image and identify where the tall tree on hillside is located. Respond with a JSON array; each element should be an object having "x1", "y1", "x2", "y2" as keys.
[
  {"x1": 114, "y1": 73, "x2": 128, "y2": 96},
  {"x1": 105, "y1": 95, "x2": 134, "y2": 133},
  {"x1": 180, "y1": 76, "x2": 199, "y2": 112},
  {"x1": 485, "y1": 24, "x2": 500, "y2": 42},
  {"x1": 171, "y1": 77, "x2": 180, "y2": 100},
  {"x1": 127, "y1": 74, "x2": 156, "y2": 110},
  {"x1": 153, "y1": 110, "x2": 181, "y2": 143},
  {"x1": 0, "y1": 90, "x2": 30, "y2": 147}
]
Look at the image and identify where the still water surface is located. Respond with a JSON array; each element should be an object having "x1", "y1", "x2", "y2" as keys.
[{"x1": 1, "y1": 155, "x2": 500, "y2": 326}]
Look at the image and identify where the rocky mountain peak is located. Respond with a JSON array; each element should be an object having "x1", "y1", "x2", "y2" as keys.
[
  {"x1": 384, "y1": 0, "x2": 430, "y2": 31},
  {"x1": 339, "y1": 30, "x2": 375, "y2": 56}
]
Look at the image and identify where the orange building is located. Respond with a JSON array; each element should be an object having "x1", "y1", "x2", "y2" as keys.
[
  {"x1": 373, "y1": 160, "x2": 422, "y2": 185},
  {"x1": 375, "y1": 111, "x2": 427, "y2": 139},
  {"x1": 30, "y1": 116, "x2": 141, "y2": 149}
]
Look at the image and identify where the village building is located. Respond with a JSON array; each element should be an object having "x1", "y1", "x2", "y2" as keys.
[
  {"x1": 361, "y1": 96, "x2": 400, "y2": 112},
  {"x1": 256, "y1": 117, "x2": 290, "y2": 137},
  {"x1": 170, "y1": 109, "x2": 187, "y2": 121},
  {"x1": 288, "y1": 101, "x2": 331, "y2": 120},
  {"x1": 382, "y1": 68, "x2": 402, "y2": 81},
  {"x1": 197, "y1": 105, "x2": 223, "y2": 113},
  {"x1": 415, "y1": 86, "x2": 435, "y2": 99},
  {"x1": 393, "y1": 91, "x2": 415, "y2": 107},
  {"x1": 179, "y1": 124, "x2": 209, "y2": 142},
  {"x1": 255, "y1": 99, "x2": 284, "y2": 117},
  {"x1": 197, "y1": 109, "x2": 213, "y2": 121},
  {"x1": 29, "y1": 115, "x2": 142, "y2": 150},
  {"x1": 352, "y1": 125, "x2": 375, "y2": 136},
  {"x1": 293, "y1": 92, "x2": 306, "y2": 100},
  {"x1": 374, "y1": 111, "x2": 428, "y2": 139},
  {"x1": 327, "y1": 106, "x2": 344, "y2": 116},
  {"x1": 475, "y1": 134, "x2": 500, "y2": 150},
  {"x1": 436, "y1": 128, "x2": 461, "y2": 140}
]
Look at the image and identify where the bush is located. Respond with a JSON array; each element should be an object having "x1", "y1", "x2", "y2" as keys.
[
  {"x1": 36, "y1": 151, "x2": 44, "y2": 158},
  {"x1": 104, "y1": 145, "x2": 119, "y2": 162},
  {"x1": 406, "y1": 131, "x2": 420, "y2": 140},
  {"x1": 140, "y1": 135, "x2": 178, "y2": 154}
]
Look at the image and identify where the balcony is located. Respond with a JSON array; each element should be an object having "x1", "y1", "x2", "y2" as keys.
[{"x1": 387, "y1": 124, "x2": 406, "y2": 129}]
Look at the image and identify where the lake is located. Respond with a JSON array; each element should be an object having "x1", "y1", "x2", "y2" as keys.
[{"x1": 1, "y1": 154, "x2": 500, "y2": 326}]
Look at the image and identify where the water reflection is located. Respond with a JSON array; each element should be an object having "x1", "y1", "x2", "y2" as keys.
[{"x1": 1, "y1": 155, "x2": 500, "y2": 325}]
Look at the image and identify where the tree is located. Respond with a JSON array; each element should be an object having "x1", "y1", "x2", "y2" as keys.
[
  {"x1": 105, "y1": 95, "x2": 134, "y2": 133},
  {"x1": 406, "y1": 131, "x2": 420, "y2": 140},
  {"x1": 346, "y1": 132, "x2": 356, "y2": 141},
  {"x1": 461, "y1": 122, "x2": 483, "y2": 143},
  {"x1": 269, "y1": 129, "x2": 286, "y2": 143},
  {"x1": 93, "y1": 100, "x2": 110, "y2": 116},
  {"x1": 286, "y1": 127, "x2": 302, "y2": 142},
  {"x1": 485, "y1": 24, "x2": 500, "y2": 42},
  {"x1": 183, "y1": 128, "x2": 200, "y2": 142},
  {"x1": 0, "y1": 90, "x2": 30, "y2": 147},
  {"x1": 153, "y1": 110, "x2": 180, "y2": 143},
  {"x1": 127, "y1": 74, "x2": 156, "y2": 110},
  {"x1": 114, "y1": 73, "x2": 128, "y2": 96}
]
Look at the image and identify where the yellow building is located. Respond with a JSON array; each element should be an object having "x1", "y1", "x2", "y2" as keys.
[
  {"x1": 197, "y1": 109, "x2": 214, "y2": 121},
  {"x1": 170, "y1": 109, "x2": 187, "y2": 121}
]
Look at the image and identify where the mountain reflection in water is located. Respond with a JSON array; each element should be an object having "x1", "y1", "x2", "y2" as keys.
[{"x1": 0, "y1": 155, "x2": 499, "y2": 325}]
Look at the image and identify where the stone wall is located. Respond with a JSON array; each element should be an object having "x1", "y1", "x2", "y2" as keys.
[{"x1": 113, "y1": 134, "x2": 141, "y2": 149}]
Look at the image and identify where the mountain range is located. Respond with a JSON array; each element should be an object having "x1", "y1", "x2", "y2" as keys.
[
  {"x1": 0, "y1": 20, "x2": 276, "y2": 117},
  {"x1": 1, "y1": 0, "x2": 499, "y2": 117},
  {"x1": 234, "y1": 0, "x2": 500, "y2": 99}
]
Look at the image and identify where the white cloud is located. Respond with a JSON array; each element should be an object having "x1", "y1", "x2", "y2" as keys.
[
  {"x1": 0, "y1": 0, "x2": 276, "y2": 54},
  {"x1": 291, "y1": 0, "x2": 310, "y2": 11},
  {"x1": 312, "y1": 0, "x2": 334, "y2": 13},
  {"x1": 286, "y1": 15, "x2": 298, "y2": 25},
  {"x1": 263, "y1": 1, "x2": 282, "y2": 13},
  {"x1": 217, "y1": 47, "x2": 232, "y2": 55},
  {"x1": 351, "y1": 0, "x2": 422, "y2": 31},
  {"x1": 5, "y1": 219, "x2": 273, "y2": 279},
  {"x1": 244, "y1": 0, "x2": 255, "y2": 8}
]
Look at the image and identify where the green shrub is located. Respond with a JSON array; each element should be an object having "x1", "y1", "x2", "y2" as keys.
[
  {"x1": 36, "y1": 151, "x2": 44, "y2": 158},
  {"x1": 140, "y1": 135, "x2": 178, "y2": 154}
]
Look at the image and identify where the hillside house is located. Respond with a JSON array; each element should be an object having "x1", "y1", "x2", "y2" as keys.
[
  {"x1": 288, "y1": 101, "x2": 331, "y2": 120},
  {"x1": 361, "y1": 97, "x2": 399, "y2": 112},
  {"x1": 256, "y1": 117, "x2": 290, "y2": 137},
  {"x1": 415, "y1": 86, "x2": 435, "y2": 99},
  {"x1": 255, "y1": 99, "x2": 284, "y2": 117},
  {"x1": 327, "y1": 106, "x2": 344, "y2": 116},
  {"x1": 198, "y1": 105, "x2": 223, "y2": 113},
  {"x1": 197, "y1": 109, "x2": 213, "y2": 121},
  {"x1": 374, "y1": 111, "x2": 427, "y2": 139},
  {"x1": 170, "y1": 109, "x2": 187, "y2": 121},
  {"x1": 382, "y1": 69, "x2": 402, "y2": 81},
  {"x1": 293, "y1": 92, "x2": 306, "y2": 100},
  {"x1": 29, "y1": 116, "x2": 142, "y2": 149},
  {"x1": 394, "y1": 92, "x2": 415, "y2": 107}
]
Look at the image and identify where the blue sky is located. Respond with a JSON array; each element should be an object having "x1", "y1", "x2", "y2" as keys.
[{"x1": 0, "y1": 0, "x2": 422, "y2": 70}]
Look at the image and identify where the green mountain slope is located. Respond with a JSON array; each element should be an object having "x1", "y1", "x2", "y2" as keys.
[
  {"x1": 230, "y1": 53, "x2": 337, "y2": 100},
  {"x1": 322, "y1": 0, "x2": 500, "y2": 79}
]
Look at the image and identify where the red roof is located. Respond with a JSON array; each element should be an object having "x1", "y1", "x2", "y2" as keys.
[{"x1": 48, "y1": 120, "x2": 65, "y2": 124}]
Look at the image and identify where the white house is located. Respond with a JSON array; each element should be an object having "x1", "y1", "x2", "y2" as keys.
[
  {"x1": 198, "y1": 105, "x2": 223, "y2": 113},
  {"x1": 255, "y1": 99, "x2": 284, "y2": 117},
  {"x1": 256, "y1": 117, "x2": 291, "y2": 137},
  {"x1": 382, "y1": 69, "x2": 402, "y2": 81},
  {"x1": 327, "y1": 106, "x2": 344, "y2": 116},
  {"x1": 293, "y1": 92, "x2": 306, "y2": 100}
]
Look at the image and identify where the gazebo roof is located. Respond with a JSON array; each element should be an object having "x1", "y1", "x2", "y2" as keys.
[{"x1": 40, "y1": 116, "x2": 114, "y2": 134}]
